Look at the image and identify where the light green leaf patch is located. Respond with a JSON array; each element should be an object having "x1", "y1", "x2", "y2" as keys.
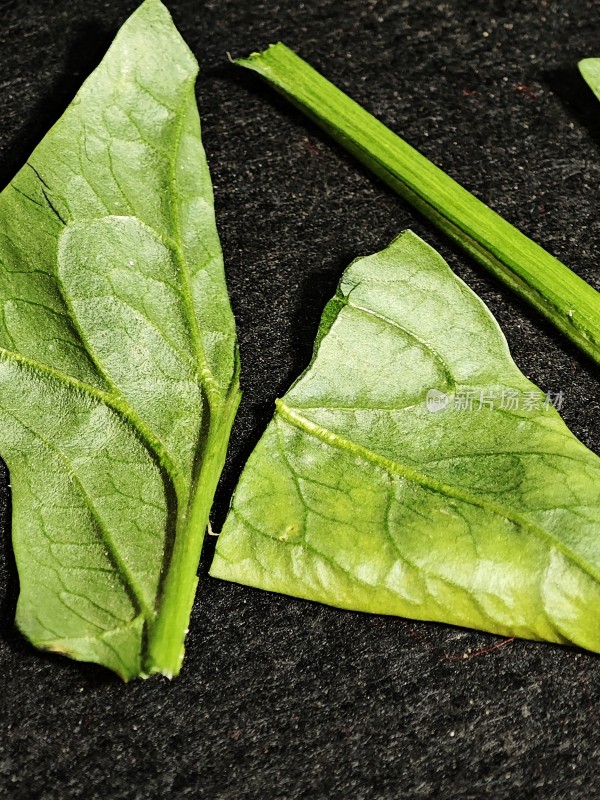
[
  {"x1": 0, "y1": 0, "x2": 240, "y2": 679},
  {"x1": 579, "y1": 58, "x2": 600, "y2": 102},
  {"x1": 212, "y1": 232, "x2": 600, "y2": 653}
]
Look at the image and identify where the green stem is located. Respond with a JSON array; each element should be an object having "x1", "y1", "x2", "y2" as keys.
[
  {"x1": 145, "y1": 385, "x2": 241, "y2": 678},
  {"x1": 237, "y1": 43, "x2": 600, "y2": 366}
]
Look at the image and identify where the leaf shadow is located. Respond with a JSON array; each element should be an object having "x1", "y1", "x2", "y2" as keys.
[
  {"x1": 544, "y1": 65, "x2": 600, "y2": 150},
  {"x1": 204, "y1": 64, "x2": 356, "y2": 537},
  {"x1": 206, "y1": 247, "x2": 346, "y2": 544},
  {"x1": 0, "y1": 20, "x2": 116, "y2": 192}
]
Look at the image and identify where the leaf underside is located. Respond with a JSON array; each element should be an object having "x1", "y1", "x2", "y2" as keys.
[
  {"x1": 580, "y1": 58, "x2": 600, "y2": 102},
  {"x1": 212, "y1": 232, "x2": 600, "y2": 654},
  {"x1": 0, "y1": 0, "x2": 239, "y2": 679}
]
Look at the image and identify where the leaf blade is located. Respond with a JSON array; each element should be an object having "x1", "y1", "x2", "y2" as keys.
[
  {"x1": 1, "y1": 0, "x2": 240, "y2": 679},
  {"x1": 212, "y1": 232, "x2": 600, "y2": 653}
]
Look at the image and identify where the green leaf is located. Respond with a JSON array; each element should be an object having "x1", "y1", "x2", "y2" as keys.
[
  {"x1": 0, "y1": 0, "x2": 240, "y2": 679},
  {"x1": 211, "y1": 231, "x2": 600, "y2": 654},
  {"x1": 236, "y1": 43, "x2": 600, "y2": 368},
  {"x1": 579, "y1": 58, "x2": 600, "y2": 101}
]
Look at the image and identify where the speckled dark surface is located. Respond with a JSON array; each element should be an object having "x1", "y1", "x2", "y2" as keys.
[{"x1": 0, "y1": 1, "x2": 599, "y2": 797}]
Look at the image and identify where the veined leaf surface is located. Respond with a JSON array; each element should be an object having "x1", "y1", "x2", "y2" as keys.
[
  {"x1": 0, "y1": 0, "x2": 240, "y2": 679},
  {"x1": 212, "y1": 232, "x2": 600, "y2": 653}
]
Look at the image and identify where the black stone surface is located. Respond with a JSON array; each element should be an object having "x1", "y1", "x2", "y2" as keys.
[{"x1": 0, "y1": 1, "x2": 599, "y2": 797}]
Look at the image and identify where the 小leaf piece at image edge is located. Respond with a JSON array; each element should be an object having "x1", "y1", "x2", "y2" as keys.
[
  {"x1": 212, "y1": 232, "x2": 600, "y2": 653},
  {"x1": 579, "y1": 58, "x2": 600, "y2": 102},
  {"x1": 0, "y1": 0, "x2": 240, "y2": 679}
]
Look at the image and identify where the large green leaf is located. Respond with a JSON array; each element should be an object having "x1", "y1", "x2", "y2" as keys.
[
  {"x1": 211, "y1": 232, "x2": 600, "y2": 653},
  {"x1": 579, "y1": 58, "x2": 600, "y2": 101},
  {"x1": 0, "y1": 0, "x2": 240, "y2": 679}
]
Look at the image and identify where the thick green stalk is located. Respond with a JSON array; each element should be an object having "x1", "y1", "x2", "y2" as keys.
[
  {"x1": 145, "y1": 386, "x2": 241, "y2": 678},
  {"x1": 237, "y1": 43, "x2": 600, "y2": 365}
]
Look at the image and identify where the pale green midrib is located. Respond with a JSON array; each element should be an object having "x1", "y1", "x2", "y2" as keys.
[
  {"x1": 168, "y1": 80, "x2": 222, "y2": 406},
  {"x1": 139, "y1": 82, "x2": 240, "y2": 674},
  {"x1": 0, "y1": 346, "x2": 184, "y2": 494},
  {"x1": 5, "y1": 399, "x2": 153, "y2": 621},
  {"x1": 276, "y1": 400, "x2": 600, "y2": 586},
  {"x1": 145, "y1": 382, "x2": 241, "y2": 676},
  {"x1": 269, "y1": 416, "x2": 599, "y2": 469}
]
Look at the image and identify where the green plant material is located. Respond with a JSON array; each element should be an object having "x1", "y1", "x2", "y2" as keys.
[
  {"x1": 579, "y1": 58, "x2": 600, "y2": 101},
  {"x1": 0, "y1": 0, "x2": 240, "y2": 680},
  {"x1": 236, "y1": 43, "x2": 600, "y2": 367},
  {"x1": 212, "y1": 231, "x2": 600, "y2": 653}
]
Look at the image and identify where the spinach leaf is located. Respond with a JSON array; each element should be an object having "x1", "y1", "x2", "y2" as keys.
[
  {"x1": 0, "y1": 0, "x2": 240, "y2": 679},
  {"x1": 580, "y1": 58, "x2": 600, "y2": 101},
  {"x1": 212, "y1": 232, "x2": 600, "y2": 654}
]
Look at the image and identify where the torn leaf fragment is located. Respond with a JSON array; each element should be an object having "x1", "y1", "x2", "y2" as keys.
[{"x1": 212, "y1": 232, "x2": 600, "y2": 654}]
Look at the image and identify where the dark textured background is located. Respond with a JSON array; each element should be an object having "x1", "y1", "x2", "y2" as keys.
[{"x1": 0, "y1": 0, "x2": 599, "y2": 797}]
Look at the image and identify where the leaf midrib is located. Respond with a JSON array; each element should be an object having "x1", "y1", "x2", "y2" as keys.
[
  {"x1": 167, "y1": 79, "x2": 222, "y2": 404},
  {"x1": 276, "y1": 400, "x2": 600, "y2": 586}
]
